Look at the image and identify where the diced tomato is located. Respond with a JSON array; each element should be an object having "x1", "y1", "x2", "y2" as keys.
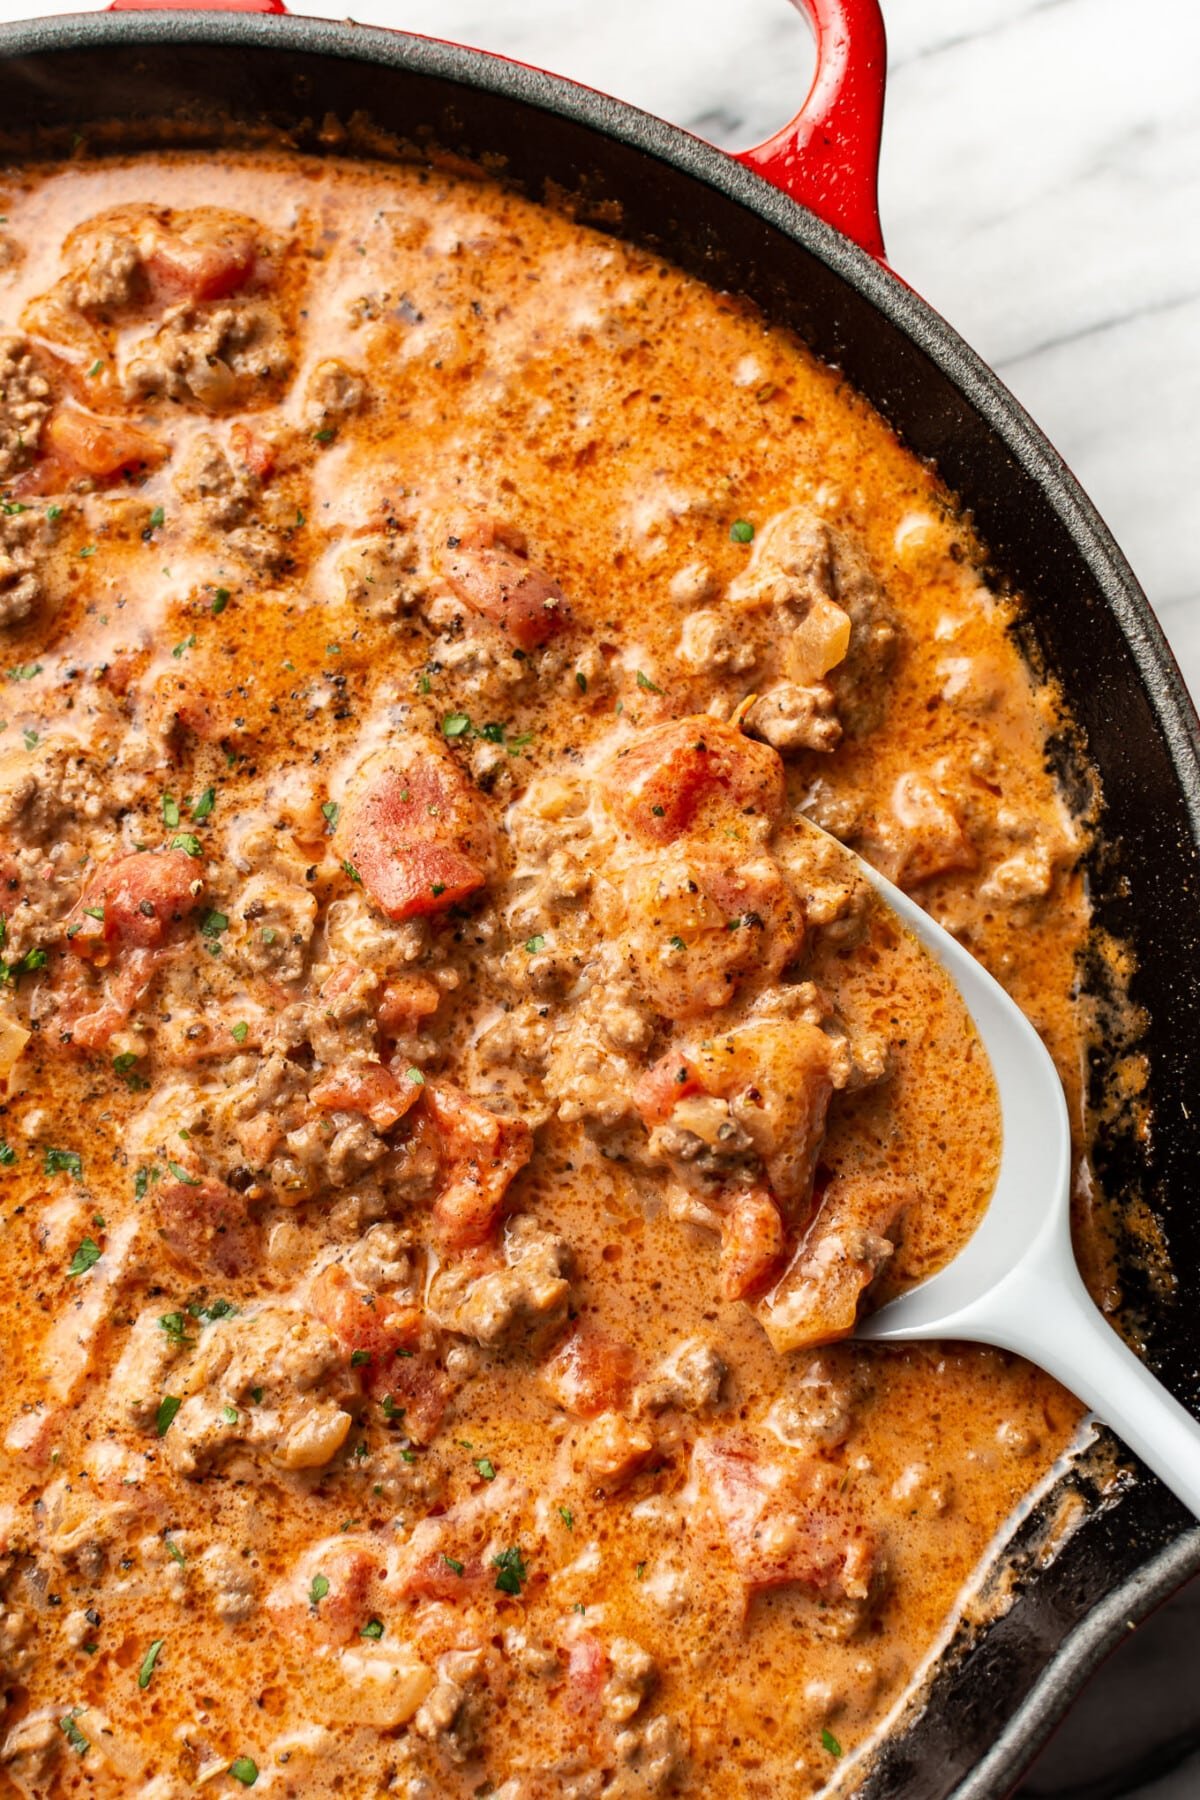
[
  {"x1": 563, "y1": 1632, "x2": 607, "y2": 1713},
  {"x1": 143, "y1": 222, "x2": 256, "y2": 303},
  {"x1": 755, "y1": 1174, "x2": 910, "y2": 1353},
  {"x1": 337, "y1": 742, "x2": 493, "y2": 923},
  {"x1": 229, "y1": 421, "x2": 275, "y2": 481},
  {"x1": 271, "y1": 1536, "x2": 383, "y2": 1646},
  {"x1": 632, "y1": 1053, "x2": 707, "y2": 1127},
  {"x1": 433, "y1": 516, "x2": 569, "y2": 651},
  {"x1": 719, "y1": 1188, "x2": 786, "y2": 1302},
  {"x1": 424, "y1": 1082, "x2": 534, "y2": 1250},
  {"x1": 309, "y1": 1060, "x2": 420, "y2": 1131},
  {"x1": 541, "y1": 1327, "x2": 635, "y2": 1419},
  {"x1": 599, "y1": 716, "x2": 785, "y2": 845},
  {"x1": 42, "y1": 406, "x2": 167, "y2": 482},
  {"x1": 69, "y1": 849, "x2": 201, "y2": 952},
  {"x1": 393, "y1": 1542, "x2": 487, "y2": 1602},
  {"x1": 377, "y1": 975, "x2": 441, "y2": 1033},
  {"x1": 309, "y1": 1264, "x2": 421, "y2": 1373},
  {"x1": 308, "y1": 1264, "x2": 447, "y2": 1439},
  {"x1": 156, "y1": 1172, "x2": 258, "y2": 1278},
  {"x1": 694, "y1": 1434, "x2": 878, "y2": 1601}
]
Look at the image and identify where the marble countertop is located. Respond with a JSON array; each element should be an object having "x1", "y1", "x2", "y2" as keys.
[{"x1": 0, "y1": 0, "x2": 1196, "y2": 1794}]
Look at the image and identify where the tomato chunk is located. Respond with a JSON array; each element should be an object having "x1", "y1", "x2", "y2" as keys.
[
  {"x1": 309, "y1": 1059, "x2": 420, "y2": 1131},
  {"x1": 599, "y1": 716, "x2": 785, "y2": 845},
  {"x1": 42, "y1": 406, "x2": 167, "y2": 481},
  {"x1": 541, "y1": 1327, "x2": 635, "y2": 1419},
  {"x1": 69, "y1": 849, "x2": 201, "y2": 951},
  {"x1": 143, "y1": 219, "x2": 256, "y2": 303},
  {"x1": 433, "y1": 516, "x2": 569, "y2": 650},
  {"x1": 337, "y1": 741, "x2": 493, "y2": 923},
  {"x1": 718, "y1": 1188, "x2": 786, "y2": 1302},
  {"x1": 272, "y1": 1536, "x2": 384, "y2": 1646},
  {"x1": 309, "y1": 1264, "x2": 421, "y2": 1371},
  {"x1": 695, "y1": 1433, "x2": 878, "y2": 1601},
  {"x1": 756, "y1": 1174, "x2": 910, "y2": 1352},
  {"x1": 425, "y1": 1082, "x2": 534, "y2": 1250},
  {"x1": 156, "y1": 1172, "x2": 257, "y2": 1278}
]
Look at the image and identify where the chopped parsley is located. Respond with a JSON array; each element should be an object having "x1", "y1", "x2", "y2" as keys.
[
  {"x1": 350, "y1": 1350, "x2": 372, "y2": 1367},
  {"x1": 821, "y1": 1728, "x2": 842, "y2": 1758},
  {"x1": 730, "y1": 518, "x2": 755, "y2": 543},
  {"x1": 231, "y1": 1021, "x2": 249, "y2": 1045},
  {"x1": 381, "y1": 1394, "x2": 404, "y2": 1421},
  {"x1": 361, "y1": 1617, "x2": 384, "y2": 1640},
  {"x1": 171, "y1": 634, "x2": 196, "y2": 658},
  {"x1": 575, "y1": 671, "x2": 588, "y2": 694},
  {"x1": 635, "y1": 670, "x2": 663, "y2": 694},
  {"x1": 6, "y1": 662, "x2": 41, "y2": 682},
  {"x1": 524, "y1": 935, "x2": 546, "y2": 954},
  {"x1": 473, "y1": 1456, "x2": 497, "y2": 1482},
  {"x1": 492, "y1": 1546, "x2": 528, "y2": 1596},
  {"x1": 313, "y1": 428, "x2": 335, "y2": 443},
  {"x1": 308, "y1": 1573, "x2": 330, "y2": 1607},
  {"x1": 211, "y1": 587, "x2": 230, "y2": 615},
  {"x1": 137, "y1": 1638, "x2": 164, "y2": 1689},
  {"x1": 635, "y1": 1561, "x2": 646, "y2": 1581},
  {"x1": 558, "y1": 1507, "x2": 574, "y2": 1531},
  {"x1": 170, "y1": 832, "x2": 203, "y2": 858},
  {"x1": 59, "y1": 1709, "x2": 89, "y2": 1756},
  {"x1": 442, "y1": 1554, "x2": 465, "y2": 1576},
  {"x1": 166, "y1": 1160, "x2": 201, "y2": 1187},
  {"x1": 113, "y1": 1050, "x2": 146, "y2": 1089},
  {"x1": 22, "y1": 728, "x2": 38, "y2": 751},
  {"x1": 162, "y1": 793, "x2": 181, "y2": 828},
  {"x1": 193, "y1": 1298, "x2": 237, "y2": 1323},
  {"x1": 441, "y1": 712, "x2": 471, "y2": 738},
  {"x1": 342, "y1": 860, "x2": 362, "y2": 884},
  {"x1": 405, "y1": 1067, "x2": 425, "y2": 1086},
  {"x1": 668, "y1": 934, "x2": 686, "y2": 951},
  {"x1": 78, "y1": 544, "x2": 96, "y2": 559},
  {"x1": 67, "y1": 1237, "x2": 101, "y2": 1277},
  {"x1": 155, "y1": 1395, "x2": 182, "y2": 1437},
  {"x1": 148, "y1": 505, "x2": 165, "y2": 530},
  {"x1": 159, "y1": 1312, "x2": 191, "y2": 1345},
  {"x1": 164, "y1": 1536, "x2": 186, "y2": 1566},
  {"x1": 321, "y1": 800, "x2": 340, "y2": 832},
  {"x1": 229, "y1": 1758, "x2": 259, "y2": 1788},
  {"x1": 191, "y1": 786, "x2": 216, "y2": 821},
  {"x1": 221, "y1": 1404, "x2": 239, "y2": 1424},
  {"x1": 200, "y1": 909, "x2": 228, "y2": 939},
  {"x1": 46, "y1": 1147, "x2": 83, "y2": 1180},
  {"x1": 0, "y1": 944, "x2": 47, "y2": 985},
  {"x1": 87, "y1": 358, "x2": 105, "y2": 377},
  {"x1": 0, "y1": 1142, "x2": 16, "y2": 1167}
]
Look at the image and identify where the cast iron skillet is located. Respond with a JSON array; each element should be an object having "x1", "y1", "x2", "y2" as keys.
[{"x1": 2, "y1": 1, "x2": 1199, "y2": 1792}]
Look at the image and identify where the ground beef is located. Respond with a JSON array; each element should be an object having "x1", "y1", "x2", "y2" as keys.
[
  {"x1": 0, "y1": 335, "x2": 51, "y2": 483},
  {"x1": 124, "y1": 300, "x2": 291, "y2": 410}
]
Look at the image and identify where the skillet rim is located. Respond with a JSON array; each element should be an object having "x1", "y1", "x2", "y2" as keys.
[{"x1": 2, "y1": 10, "x2": 1199, "y2": 1796}]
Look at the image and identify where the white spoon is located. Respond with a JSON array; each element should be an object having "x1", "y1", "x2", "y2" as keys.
[{"x1": 842, "y1": 845, "x2": 1200, "y2": 1518}]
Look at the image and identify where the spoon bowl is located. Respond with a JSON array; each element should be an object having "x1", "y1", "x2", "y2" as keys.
[{"x1": 840, "y1": 841, "x2": 1200, "y2": 1518}]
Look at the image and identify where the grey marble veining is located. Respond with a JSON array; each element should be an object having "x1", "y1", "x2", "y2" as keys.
[{"x1": 0, "y1": 0, "x2": 1195, "y2": 1794}]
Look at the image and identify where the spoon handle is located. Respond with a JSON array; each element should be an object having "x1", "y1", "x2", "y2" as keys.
[{"x1": 988, "y1": 1259, "x2": 1200, "y2": 1520}]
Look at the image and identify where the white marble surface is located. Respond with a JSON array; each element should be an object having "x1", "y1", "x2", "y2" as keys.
[{"x1": 0, "y1": 0, "x2": 1196, "y2": 1794}]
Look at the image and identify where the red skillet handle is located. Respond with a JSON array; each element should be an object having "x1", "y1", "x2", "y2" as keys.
[
  {"x1": 735, "y1": 0, "x2": 887, "y2": 261},
  {"x1": 110, "y1": 0, "x2": 287, "y2": 11}
]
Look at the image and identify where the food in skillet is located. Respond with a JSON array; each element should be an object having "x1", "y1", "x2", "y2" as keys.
[{"x1": 0, "y1": 153, "x2": 1092, "y2": 1798}]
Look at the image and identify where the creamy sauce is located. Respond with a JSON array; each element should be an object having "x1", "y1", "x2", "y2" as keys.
[{"x1": 0, "y1": 151, "x2": 1096, "y2": 1799}]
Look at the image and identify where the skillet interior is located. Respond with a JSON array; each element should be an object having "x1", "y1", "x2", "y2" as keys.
[{"x1": 2, "y1": 14, "x2": 1199, "y2": 1795}]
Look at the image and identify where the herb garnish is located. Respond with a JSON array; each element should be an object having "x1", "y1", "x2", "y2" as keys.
[
  {"x1": 492, "y1": 1546, "x2": 528, "y2": 1596},
  {"x1": 137, "y1": 1638, "x2": 164, "y2": 1689},
  {"x1": 46, "y1": 1147, "x2": 83, "y2": 1180},
  {"x1": 155, "y1": 1395, "x2": 182, "y2": 1437},
  {"x1": 66, "y1": 1237, "x2": 100, "y2": 1277}
]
